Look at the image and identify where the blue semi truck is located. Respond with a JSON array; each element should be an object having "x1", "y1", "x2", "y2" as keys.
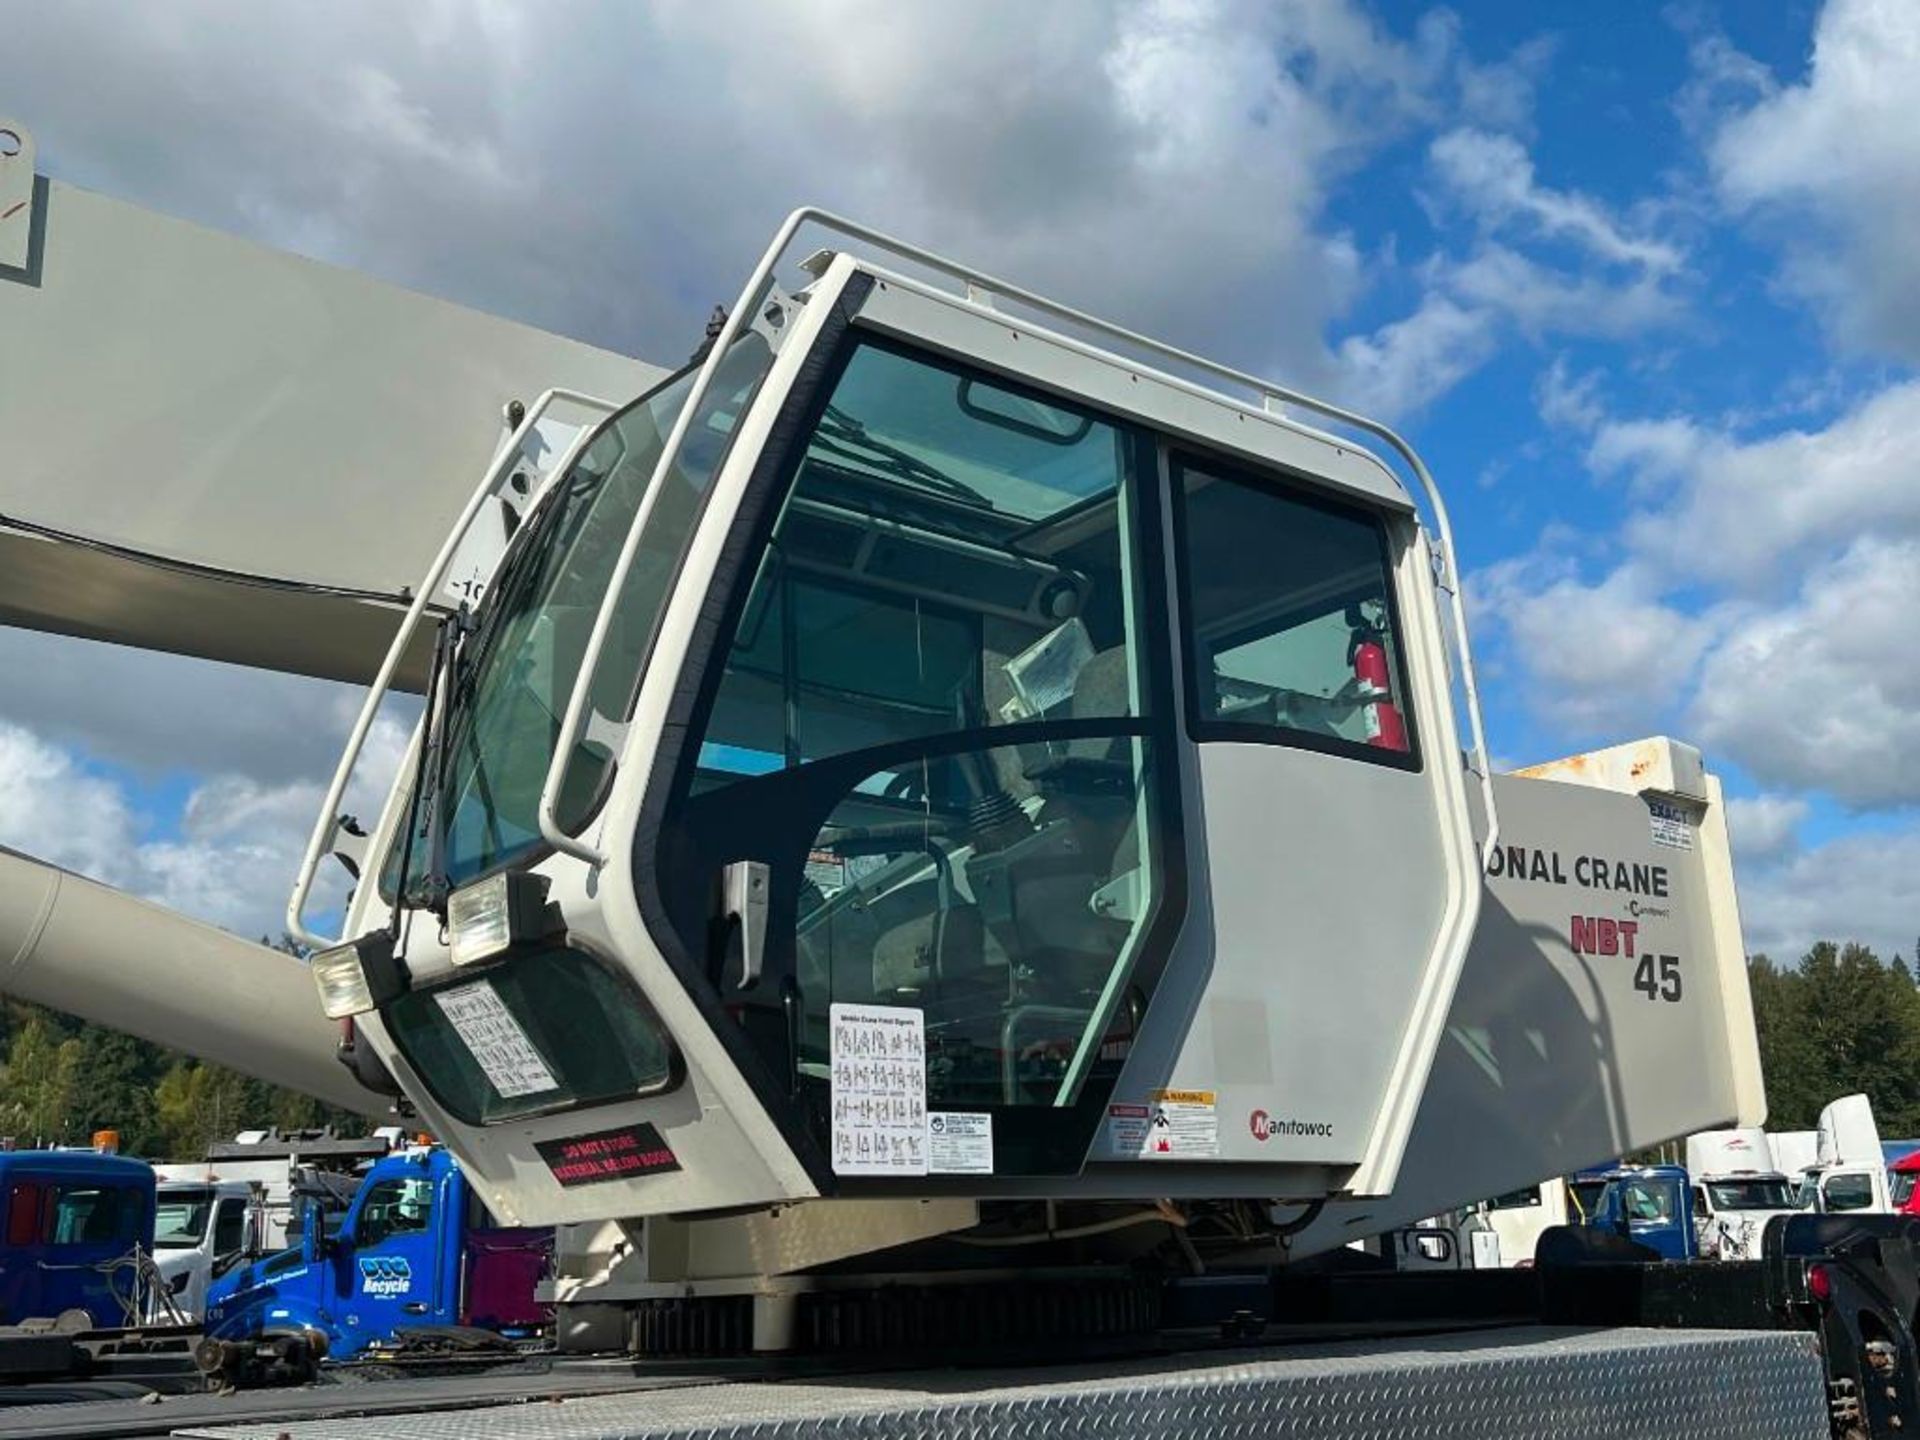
[
  {"x1": 0, "y1": 1150, "x2": 157, "y2": 1327},
  {"x1": 202, "y1": 1146, "x2": 550, "y2": 1370}
]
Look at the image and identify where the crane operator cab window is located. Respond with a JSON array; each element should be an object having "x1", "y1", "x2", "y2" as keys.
[
  {"x1": 651, "y1": 337, "x2": 1176, "y2": 1174},
  {"x1": 1175, "y1": 459, "x2": 1415, "y2": 765}
]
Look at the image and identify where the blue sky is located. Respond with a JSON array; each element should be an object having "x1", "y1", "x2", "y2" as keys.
[{"x1": 1, "y1": 0, "x2": 1917, "y2": 962}]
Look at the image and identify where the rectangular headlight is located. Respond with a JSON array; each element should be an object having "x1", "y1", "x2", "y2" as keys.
[
  {"x1": 311, "y1": 942, "x2": 376, "y2": 1019},
  {"x1": 448, "y1": 872, "x2": 550, "y2": 967},
  {"x1": 310, "y1": 933, "x2": 406, "y2": 1018}
]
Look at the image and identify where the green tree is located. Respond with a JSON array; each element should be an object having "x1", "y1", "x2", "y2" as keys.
[
  {"x1": 1749, "y1": 941, "x2": 1920, "y2": 1137},
  {"x1": 154, "y1": 1062, "x2": 260, "y2": 1158},
  {"x1": 0, "y1": 1015, "x2": 85, "y2": 1146},
  {"x1": 71, "y1": 1027, "x2": 162, "y2": 1155}
]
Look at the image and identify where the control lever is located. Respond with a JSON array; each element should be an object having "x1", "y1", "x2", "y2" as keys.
[{"x1": 720, "y1": 861, "x2": 770, "y2": 991}]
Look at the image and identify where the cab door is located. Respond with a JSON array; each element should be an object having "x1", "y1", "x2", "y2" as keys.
[
  {"x1": 341, "y1": 1168, "x2": 452, "y2": 1344},
  {"x1": 1157, "y1": 455, "x2": 1476, "y2": 1188}
]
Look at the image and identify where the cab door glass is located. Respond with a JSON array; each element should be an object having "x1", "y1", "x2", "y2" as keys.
[
  {"x1": 655, "y1": 337, "x2": 1175, "y2": 1173},
  {"x1": 1174, "y1": 458, "x2": 1416, "y2": 765},
  {"x1": 357, "y1": 1177, "x2": 433, "y2": 1248}
]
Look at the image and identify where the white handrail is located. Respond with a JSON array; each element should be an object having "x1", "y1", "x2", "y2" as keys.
[
  {"x1": 535, "y1": 206, "x2": 1498, "y2": 868},
  {"x1": 286, "y1": 387, "x2": 617, "y2": 949}
]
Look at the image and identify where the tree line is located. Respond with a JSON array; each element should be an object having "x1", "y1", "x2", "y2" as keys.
[
  {"x1": 0, "y1": 997, "x2": 365, "y2": 1159},
  {"x1": 1749, "y1": 941, "x2": 1920, "y2": 1138}
]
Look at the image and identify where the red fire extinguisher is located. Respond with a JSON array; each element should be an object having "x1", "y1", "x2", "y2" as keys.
[{"x1": 1348, "y1": 616, "x2": 1408, "y2": 751}]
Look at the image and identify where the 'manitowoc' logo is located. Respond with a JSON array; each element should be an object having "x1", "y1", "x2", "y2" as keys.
[{"x1": 1249, "y1": 1109, "x2": 1334, "y2": 1141}]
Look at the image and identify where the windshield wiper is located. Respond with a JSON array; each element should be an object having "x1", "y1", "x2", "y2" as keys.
[
  {"x1": 388, "y1": 608, "x2": 460, "y2": 936},
  {"x1": 813, "y1": 406, "x2": 993, "y2": 510}
]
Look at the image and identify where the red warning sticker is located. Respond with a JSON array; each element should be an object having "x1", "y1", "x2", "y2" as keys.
[{"x1": 536, "y1": 1123, "x2": 681, "y2": 1187}]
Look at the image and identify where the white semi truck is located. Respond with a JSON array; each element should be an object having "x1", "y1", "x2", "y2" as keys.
[{"x1": 0, "y1": 119, "x2": 1911, "y2": 1438}]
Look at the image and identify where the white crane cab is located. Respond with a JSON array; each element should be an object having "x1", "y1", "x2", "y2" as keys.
[{"x1": 303, "y1": 214, "x2": 1488, "y2": 1226}]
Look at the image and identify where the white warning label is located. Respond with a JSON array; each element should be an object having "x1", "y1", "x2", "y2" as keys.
[
  {"x1": 829, "y1": 1004, "x2": 927, "y2": 1176},
  {"x1": 1107, "y1": 1089, "x2": 1219, "y2": 1159},
  {"x1": 1648, "y1": 799, "x2": 1694, "y2": 851},
  {"x1": 434, "y1": 981, "x2": 560, "y2": 1098},
  {"x1": 927, "y1": 1112, "x2": 993, "y2": 1175}
]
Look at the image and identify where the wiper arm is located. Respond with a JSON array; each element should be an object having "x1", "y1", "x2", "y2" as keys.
[
  {"x1": 444, "y1": 471, "x2": 576, "y2": 711},
  {"x1": 814, "y1": 406, "x2": 993, "y2": 510},
  {"x1": 419, "y1": 602, "x2": 476, "y2": 916},
  {"x1": 388, "y1": 608, "x2": 460, "y2": 938}
]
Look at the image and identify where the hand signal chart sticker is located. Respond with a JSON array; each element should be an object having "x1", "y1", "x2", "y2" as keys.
[{"x1": 829, "y1": 1003, "x2": 928, "y2": 1176}]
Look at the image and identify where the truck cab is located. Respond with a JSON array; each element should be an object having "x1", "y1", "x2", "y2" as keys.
[
  {"x1": 1794, "y1": 1094, "x2": 1893, "y2": 1215},
  {"x1": 1682, "y1": 1127, "x2": 1799, "y2": 1259},
  {"x1": 0, "y1": 1151, "x2": 155, "y2": 1326},
  {"x1": 204, "y1": 1148, "x2": 550, "y2": 1361},
  {"x1": 1590, "y1": 1165, "x2": 1698, "y2": 1260},
  {"x1": 149, "y1": 1178, "x2": 264, "y2": 1322}
]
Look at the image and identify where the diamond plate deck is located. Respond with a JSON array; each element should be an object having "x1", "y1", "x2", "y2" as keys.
[{"x1": 176, "y1": 1326, "x2": 1827, "y2": 1440}]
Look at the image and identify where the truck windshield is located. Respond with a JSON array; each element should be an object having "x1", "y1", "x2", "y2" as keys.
[
  {"x1": 154, "y1": 1187, "x2": 214, "y2": 1248},
  {"x1": 403, "y1": 335, "x2": 774, "y2": 895},
  {"x1": 1705, "y1": 1179, "x2": 1795, "y2": 1211}
]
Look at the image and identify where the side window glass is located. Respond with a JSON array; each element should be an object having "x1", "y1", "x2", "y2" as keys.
[
  {"x1": 213, "y1": 1199, "x2": 248, "y2": 1254},
  {"x1": 1175, "y1": 460, "x2": 1415, "y2": 762},
  {"x1": 50, "y1": 1184, "x2": 141, "y2": 1244},
  {"x1": 357, "y1": 1177, "x2": 434, "y2": 1247},
  {"x1": 1824, "y1": 1172, "x2": 1874, "y2": 1212}
]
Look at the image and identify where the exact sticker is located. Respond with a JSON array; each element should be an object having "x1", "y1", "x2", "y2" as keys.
[
  {"x1": 928, "y1": 1112, "x2": 994, "y2": 1175},
  {"x1": 829, "y1": 1003, "x2": 927, "y2": 1176},
  {"x1": 1648, "y1": 799, "x2": 1694, "y2": 852},
  {"x1": 1108, "y1": 1089, "x2": 1219, "y2": 1159},
  {"x1": 433, "y1": 980, "x2": 560, "y2": 1098}
]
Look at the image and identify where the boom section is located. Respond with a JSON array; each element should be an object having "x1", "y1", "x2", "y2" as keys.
[{"x1": 326, "y1": 227, "x2": 1483, "y2": 1226}]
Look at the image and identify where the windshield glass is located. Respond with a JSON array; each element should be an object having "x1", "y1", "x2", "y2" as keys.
[
  {"x1": 1568, "y1": 1180, "x2": 1607, "y2": 1219},
  {"x1": 1896, "y1": 1170, "x2": 1917, "y2": 1207},
  {"x1": 407, "y1": 335, "x2": 773, "y2": 893},
  {"x1": 1706, "y1": 1178, "x2": 1796, "y2": 1211},
  {"x1": 154, "y1": 1188, "x2": 213, "y2": 1248}
]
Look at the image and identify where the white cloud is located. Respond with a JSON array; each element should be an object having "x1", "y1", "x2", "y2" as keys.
[
  {"x1": 1337, "y1": 293, "x2": 1500, "y2": 419},
  {"x1": 0, "y1": 0, "x2": 1454, "y2": 387},
  {"x1": 1475, "y1": 554, "x2": 1722, "y2": 735},
  {"x1": 1709, "y1": 0, "x2": 1920, "y2": 359},
  {"x1": 1330, "y1": 118, "x2": 1687, "y2": 418},
  {"x1": 1606, "y1": 380, "x2": 1920, "y2": 591},
  {"x1": 1444, "y1": 245, "x2": 1683, "y2": 339},
  {"x1": 1535, "y1": 355, "x2": 1606, "y2": 431},
  {"x1": 1484, "y1": 369, "x2": 1920, "y2": 829},
  {"x1": 1726, "y1": 793, "x2": 1809, "y2": 868},
  {"x1": 1430, "y1": 128, "x2": 1684, "y2": 274},
  {"x1": 1692, "y1": 538, "x2": 1920, "y2": 807},
  {"x1": 1737, "y1": 822, "x2": 1920, "y2": 965},
  {"x1": 0, "y1": 629, "x2": 367, "y2": 787},
  {"x1": 0, "y1": 697, "x2": 413, "y2": 943}
]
